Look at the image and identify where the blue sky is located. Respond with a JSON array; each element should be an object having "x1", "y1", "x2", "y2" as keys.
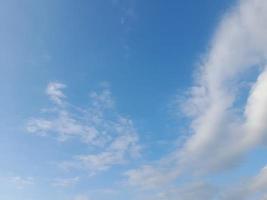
[{"x1": 1, "y1": 0, "x2": 267, "y2": 199}]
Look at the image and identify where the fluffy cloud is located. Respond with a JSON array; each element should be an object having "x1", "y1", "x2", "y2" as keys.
[{"x1": 27, "y1": 83, "x2": 140, "y2": 174}]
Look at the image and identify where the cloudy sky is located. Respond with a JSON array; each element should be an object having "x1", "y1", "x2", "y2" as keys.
[{"x1": 1, "y1": 0, "x2": 267, "y2": 199}]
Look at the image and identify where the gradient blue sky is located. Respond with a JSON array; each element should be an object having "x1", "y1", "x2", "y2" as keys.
[{"x1": 1, "y1": 0, "x2": 267, "y2": 200}]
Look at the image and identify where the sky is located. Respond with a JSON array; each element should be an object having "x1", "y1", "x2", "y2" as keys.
[{"x1": 1, "y1": 0, "x2": 267, "y2": 199}]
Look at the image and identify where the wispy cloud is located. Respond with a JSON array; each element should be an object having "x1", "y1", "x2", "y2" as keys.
[
  {"x1": 129, "y1": 165, "x2": 267, "y2": 200},
  {"x1": 75, "y1": 123, "x2": 140, "y2": 173},
  {"x1": 73, "y1": 194, "x2": 91, "y2": 200},
  {"x1": 46, "y1": 82, "x2": 66, "y2": 106},
  {"x1": 125, "y1": 165, "x2": 179, "y2": 189},
  {"x1": 52, "y1": 176, "x2": 79, "y2": 188},
  {"x1": 111, "y1": 0, "x2": 137, "y2": 58},
  {"x1": 7, "y1": 176, "x2": 35, "y2": 189},
  {"x1": 111, "y1": 0, "x2": 137, "y2": 27},
  {"x1": 221, "y1": 165, "x2": 267, "y2": 200},
  {"x1": 27, "y1": 82, "x2": 141, "y2": 174},
  {"x1": 143, "y1": 181, "x2": 217, "y2": 200}
]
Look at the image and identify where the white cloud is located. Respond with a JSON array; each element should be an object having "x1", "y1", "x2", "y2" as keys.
[
  {"x1": 130, "y1": 165, "x2": 267, "y2": 200},
  {"x1": 73, "y1": 194, "x2": 91, "y2": 200},
  {"x1": 52, "y1": 176, "x2": 79, "y2": 188},
  {"x1": 27, "y1": 83, "x2": 141, "y2": 174},
  {"x1": 28, "y1": 110, "x2": 98, "y2": 142},
  {"x1": 7, "y1": 176, "x2": 34, "y2": 189},
  {"x1": 24, "y1": 0, "x2": 267, "y2": 197},
  {"x1": 46, "y1": 82, "x2": 66, "y2": 105},
  {"x1": 221, "y1": 165, "x2": 267, "y2": 200},
  {"x1": 65, "y1": 116, "x2": 141, "y2": 174},
  {"x1": 26, "y1": 118, "x2": 52, "y2": 136},
  {"x1": 243, "y1": 68, "x2": 267, "y2": 145},
  {"x1": 77, "y1": 129, "x2": 140, "y2": 172},
  {"x1": 125, "y1": 165, "x2": 179, "y2": 189},
  {"x1": 177, "y1": 0, "x2": 267, "y2": 174},
  {"x1": 126, "y1": 0, "x2": 267, "y2": 190},
  {"x1": 146, "y1": 181, "x2": 216, "y2": 200}
]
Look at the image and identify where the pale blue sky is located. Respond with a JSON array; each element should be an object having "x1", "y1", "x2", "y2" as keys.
[{"x1": 1, "y1": 0, "x2": 267, "y2": 200}]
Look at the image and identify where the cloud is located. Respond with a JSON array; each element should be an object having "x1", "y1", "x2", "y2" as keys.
[
  {"x1": 23, "y1": 1, "x2": 267, "y2": 197},
  {"x1": 46, "y1": 82, "x2": 66, "y2": 106},
  {"x1": 165, "y1": 182, "x2": 216, "y2": 200},
  {"x1": 27, "y1": 82, "x2": 141, "y2": 174},
  {"x1": 73, "y1": 194, "x2": 91, "y2": 200},
  {"x1": 111, "y1": 0, "x2": 137, "y2": 58},
  {"x1": 221, "y1": 165, "x2": 267, "y2": 200},
  {"x1": 7, "y1": 176, "x2": 35, "y2": 189},
  {"x1": 52, "y1": 176, "x2": 79, "y2": 188},
  {"x1": 111, "y1": 0, "x2": 137, "y2": 26},
  {"x1": 26, "y1": 118, "x2": 53, "y2": 136},
  {"x1": 126, "y1": 0, "x2": 267, "y2": 190},
  {"x1": 146, "y1": 181, "x2": 217, "y2": 200},
  {"x1": 59, "y1": 115, "x2": 141, "y2": 174},
  {"x1": 125, "y1": 165, "x2": 179, "y2": 189},
  {"x1": 76, "y1": 124, "x2": 140, "y2": 173},
  {"x1": 176, "y1": 0, "x2": 267, "y2": 174},
  {"x1": 131, "y1": 165, "x2": 267, "y2": 200},
  {"x1": 27, "y1": 110, "x2": 98, "y2": 142}
]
